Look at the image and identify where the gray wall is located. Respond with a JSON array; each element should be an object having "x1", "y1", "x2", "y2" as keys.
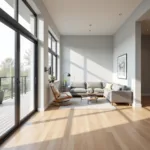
[
  {"x1": 60, "y1": 36, "x2": 113, "y2": 84},
  {"x1": 141, "y1": 35, "x2": 150, "y2": 95},
  {"x1": 113, "y1": 0, "x2": 150, "y2": 107},
  {"x1": 33, "y1": 0, "x2": 60, "y2": 111}
]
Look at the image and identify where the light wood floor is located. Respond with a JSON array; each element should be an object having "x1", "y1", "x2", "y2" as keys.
[{"x1": 1, "y1": 100, "x2": 150, "y2": 150}]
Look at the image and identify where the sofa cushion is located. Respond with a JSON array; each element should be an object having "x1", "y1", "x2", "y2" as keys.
[
  {"x1": 102, "y1": 82, "x2": 106, "y2": 89},
  {"x1": 87, "y1": 82, "x2": 102, "y2": 88},
  {"x1": 71, "y1": 82, "x2": 86, "y2": 88},
  {"x1": 94, "y1": 88, "x2": 104, "y2": 93},
  {"x1": 70, "y1": 88, "x2": 87, "y2": 93},
  {"x1": 57, "y1": 92, "x2": 72, "y2": 100},
  {"x1": 87, "y1": 88, "x2": 93, "y2": 93},
  {"x1": 112, "y1": 84, "x2": 123, "y2": 91}
]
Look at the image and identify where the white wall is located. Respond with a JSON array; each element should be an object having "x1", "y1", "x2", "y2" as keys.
[
  {"x1": 60, "y1": 36, "x2": 113, "y2": 84},
  {"x1": 113, "y1": 0, "x2": 150, "y2": 107},
  {"x1": 32, "y1": 0, "x2": 60, "y2": 111},
  {"x1": 141, "y1": 35, "x2": 150, "y2": 96}
]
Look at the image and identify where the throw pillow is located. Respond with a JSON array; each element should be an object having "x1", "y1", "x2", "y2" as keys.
[{"x1": 105, "y1": 83, "x2": 112, "y2": 90}]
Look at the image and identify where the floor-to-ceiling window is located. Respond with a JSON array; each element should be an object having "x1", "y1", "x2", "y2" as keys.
[
  {"x1": 0, "y1": 22, "x2": 16, "y2": 137},
  {"x1": 48, "y1": 32, "x2": 58, "y2": 80},
  {"x1": 20, "y1": 35, "x2": 35, "y2": 120},
  {"x1": 0, "y1": 0, "x2": 38, "y2": 143}
]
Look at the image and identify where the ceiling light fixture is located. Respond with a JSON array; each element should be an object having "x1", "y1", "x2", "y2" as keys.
[
  {"x1": 89, "y1": 24, "x2": 92, "y2": 27},
  {"x1": 119, "y1": 13, "x2": 122, "y2": 16},
  {"x1": 89, "y1": 30, "x2": 91, "y2": 32}
]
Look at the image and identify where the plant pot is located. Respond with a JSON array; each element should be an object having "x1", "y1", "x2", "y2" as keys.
[{"x1": 0, "y1": 90, "x2": 4, "y2": 104}]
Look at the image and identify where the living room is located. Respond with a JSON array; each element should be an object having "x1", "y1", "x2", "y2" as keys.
[
  {"x1": 58, "y1": 35, "x2": 133, "y2": 108},
  {"x1": 1, "y1": 0, "x2": 150, "y2": 149}
]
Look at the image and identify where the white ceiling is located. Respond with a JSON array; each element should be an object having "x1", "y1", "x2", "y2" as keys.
[{"x1": 43, "y1": 0, "x2": 143, "y2": 35}]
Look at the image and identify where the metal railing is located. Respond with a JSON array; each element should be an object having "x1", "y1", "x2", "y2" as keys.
[{"x1": 0, "y1": 76, "x2": 28, "y2": 100}]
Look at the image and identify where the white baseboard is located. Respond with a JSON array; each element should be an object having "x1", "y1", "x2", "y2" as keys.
[
  {"x1": 132, "y1": 102, "x2": 142, "y2": 108},
  {"x1": 38, "y1": 107, "x2": 45, "y2": 112},
  {"x1": 38, "y1": 100, "x2": 52, "y2": 112}
]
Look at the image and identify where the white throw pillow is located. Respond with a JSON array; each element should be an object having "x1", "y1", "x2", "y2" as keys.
[{"x1": 105, "y1": 83, "x2": 112, "y2": 90}]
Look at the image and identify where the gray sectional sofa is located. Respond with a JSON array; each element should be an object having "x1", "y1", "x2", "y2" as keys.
[
  {"x1": 69, "y1": 82, "x2": 104, "y2": 96},
  {"x1": 69, "y1": 82, "x2": 133, "y2": 105}
]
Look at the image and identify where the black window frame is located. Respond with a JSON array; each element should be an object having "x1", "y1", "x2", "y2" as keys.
[
  {"x1": 0, "y1": 0, "x2": 38, "y2": 144},
  {"x1": 48, "y1": 31, "x2": 58, "y2": 80}
]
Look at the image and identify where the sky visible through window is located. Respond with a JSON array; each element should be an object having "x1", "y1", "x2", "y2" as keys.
[{"x1": 0, "y1": 0, "x2": 32, "y2": 66}]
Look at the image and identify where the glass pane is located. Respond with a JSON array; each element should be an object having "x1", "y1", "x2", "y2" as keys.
[
  {"x1": 52, "y1": 38, "x2": 56, "y2": 52},
  {"x1": 53, "y1": 56, "x2": 56, "y2": 79},
  {"x1": 48, "y1": 53, "x2": 52, "y2": 81},
  {"x1": 0, "y1": 0, "x2": 15, "y2": 19},
  {"x1": 19, "y1": 0, "x2": 35, "y2": 35},
  {"x1": 20, "y1": 35, "x2": 34, "y2": 120},
  {"x1": 57, "y1": 42, "x2": 60, "y2": 55},
  {"x1": 57, "y1": 57, "x2": 60, "y2": 80},
  {"x1": 0, "y1": 22, "x2": 15, "y2": 136},
  {"x1": 48, "y1": 34, "x2": 52, "y2": 49}
]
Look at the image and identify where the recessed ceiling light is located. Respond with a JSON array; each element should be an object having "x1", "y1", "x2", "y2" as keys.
[
  {"x1": 89, "y1": 30, "x2": 91, "y2": 32},
  {"x1": 119, "y1": 13, "x2": 122, "y2": 16},
  {"x1": 89, "y1": 24, "x2": 92, "y2": 27}
]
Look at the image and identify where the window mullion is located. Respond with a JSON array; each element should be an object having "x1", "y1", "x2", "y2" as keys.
[
  {"x1": 56, "y1": 42, "x2": 58, "y2": 79},
  {"x1": 14, "y1": 0, "x2": 19, "y2": 21},
  {"x1": 51, "y1": 54, "x2": 53, "y2": 76}
]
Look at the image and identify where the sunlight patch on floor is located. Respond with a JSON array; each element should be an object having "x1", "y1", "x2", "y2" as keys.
[
  {"x1": 3, "y1": 118, "x2": 68, "y2": 148},
  {"x1": 120, "y1": 108, "x2": 150, "y2": 122}
]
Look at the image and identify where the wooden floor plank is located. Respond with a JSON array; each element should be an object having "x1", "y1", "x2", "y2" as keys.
[{"x1": 1, "y1": 99, "x2": 150, "y2": 150}]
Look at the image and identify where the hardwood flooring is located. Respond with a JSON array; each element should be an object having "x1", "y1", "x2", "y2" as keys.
[{"x1": 1, "y1": 100, "x2": 150, "y2": 150}]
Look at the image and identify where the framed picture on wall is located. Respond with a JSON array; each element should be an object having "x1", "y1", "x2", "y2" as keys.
[{"x1": 117, "y1": 54, "x2": 127, "y2": 79}]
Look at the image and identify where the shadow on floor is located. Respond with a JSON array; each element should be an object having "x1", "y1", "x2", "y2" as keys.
[{"x1": 1, "y1": 106, "x2": 150, "y2": 150}]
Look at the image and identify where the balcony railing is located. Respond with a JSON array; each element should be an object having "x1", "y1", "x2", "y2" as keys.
[{"x1": 0, "y1": 76, "x2": 28, "y2": 100}]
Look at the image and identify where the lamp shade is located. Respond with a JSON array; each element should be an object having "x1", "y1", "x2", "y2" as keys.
[{"x1": 67, "y1": 73, "x2": 71, "y2": 77}]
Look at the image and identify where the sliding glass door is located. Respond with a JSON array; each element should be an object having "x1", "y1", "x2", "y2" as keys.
[
  {"x1": 0, "y1": 0, "x2": 38, "y2": 143},
  {"x1": 20, "y1": 35, "x2": 35, "y2": 120},
  {"x1": 0, "y1": 22, "x2": 16, "y2": 137}
]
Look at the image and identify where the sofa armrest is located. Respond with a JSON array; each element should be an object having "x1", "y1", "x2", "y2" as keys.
[{"x1": 110, "y1": 91, "x2": 133, "y2": 103}]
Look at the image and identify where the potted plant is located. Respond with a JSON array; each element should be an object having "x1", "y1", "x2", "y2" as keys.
[
  {"x1": 0, "y1": 90, "x2": 4, "y2": 104},
  {"x1": 63, "y1": 79, "x2": 67, "y2": 86},
  {"x1": 49, "y1": 76, "x2": 56, "y2": 83}
]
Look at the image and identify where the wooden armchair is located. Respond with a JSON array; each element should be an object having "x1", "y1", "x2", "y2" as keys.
[{"x1": 50, "y1": 84, "x2": 72, "y2": 105}]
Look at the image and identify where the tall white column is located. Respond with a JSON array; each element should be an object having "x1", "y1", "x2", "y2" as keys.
[{"x1": 133, "y1": 22, "x2": 142, "y2": 107}]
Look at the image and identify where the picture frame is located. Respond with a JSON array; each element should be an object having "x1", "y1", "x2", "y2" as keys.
[{"x1": 117, "y1": 54, "x2": 127, "y2": 79}]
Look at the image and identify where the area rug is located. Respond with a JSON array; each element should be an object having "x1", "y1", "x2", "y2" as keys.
[{"x1": 59, "y1": 97, "x2": 116, "y2": 110}]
